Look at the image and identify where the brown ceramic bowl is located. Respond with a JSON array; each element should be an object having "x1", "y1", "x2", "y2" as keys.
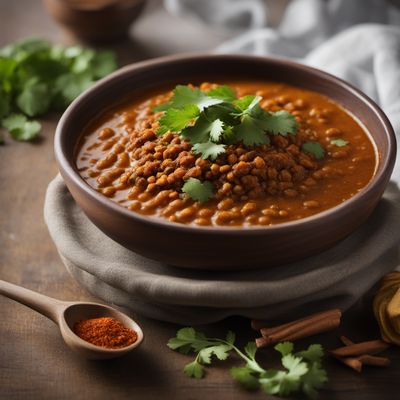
[
  {"x1": 43, "y1": 0, "x2": 147, "y2": 42},
  {"x1": 54, "y1": 54, "x2": 396, "y2": 270}
]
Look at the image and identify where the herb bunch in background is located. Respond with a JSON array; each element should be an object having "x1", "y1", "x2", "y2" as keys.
[
  {"x1": 168, "y1": 327, "x2": 327, "y2": 399},
  {"x1": 0, "y1": 38, "x2": 117, "y2": 143}
]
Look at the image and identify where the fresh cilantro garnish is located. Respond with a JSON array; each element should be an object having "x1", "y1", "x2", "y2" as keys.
[
  {"x1": 233, "y1": 114, "x2": 270, "y2": 146},
  {"x1": 192, "y1": 141, "x2": 225, "y2": 161},
  {"x1": 301, "y1": 141, "x2": 325, "y2": 160},
  {"x1": 0, "y1": 38, "x2": 117, "y2": 142},
  {"x1": 182, "y1": 178, "x2": 214, "y2": 202},
  {"x1": 330, "y1": 138, "x2": 349, "y2": 147},
  {"x1": 206, "y1": 85, "x2": 237, "y2": 102},
  {"x1": 168, "y1": 329, "x2": 327, "y2": 399},
  {"x1": 157, "y1": 104, "x2": 200, "y2": 135},
  {"x1": 233, "y1": 95, "x2": 262, "y2": 114},
  {"x1": 154, "y1": 85, "x2": 223, "y2": 112},
  {"x1": 156, "y1": 84, "x2": 299, "y2": 160},
  {"x1": 2, "y1": 113, "x2": 41, "y2": 141}
]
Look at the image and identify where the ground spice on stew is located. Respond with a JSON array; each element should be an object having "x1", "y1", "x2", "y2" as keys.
[{"x1": 73, "y1": 317, "x2": 137, "y2": 349}]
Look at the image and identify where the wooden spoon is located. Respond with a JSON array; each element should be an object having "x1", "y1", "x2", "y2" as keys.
[{"x1": 0, "y1": 279, "x2": 144, "y2": 359}]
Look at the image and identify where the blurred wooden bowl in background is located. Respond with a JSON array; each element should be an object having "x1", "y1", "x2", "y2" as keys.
[{"x1": 43, "y1": 0, "x2": 147, "y2": 42}]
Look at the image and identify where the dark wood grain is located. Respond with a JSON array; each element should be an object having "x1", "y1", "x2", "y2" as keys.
[{"x1": 0, "y1": 1, "x2": 399, "y2": 399}]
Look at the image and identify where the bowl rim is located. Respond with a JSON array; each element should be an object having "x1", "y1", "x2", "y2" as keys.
[{"x1": 55, "y1": 53, "x2": 397, "y2": 236}]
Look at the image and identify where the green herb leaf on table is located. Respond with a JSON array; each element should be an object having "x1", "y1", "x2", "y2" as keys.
[
  {"x1": 168, "y1": 327, "x2": 327, "y2": 399},
  {"x1": 2, "y1": 113, "x2": 41, "y2": 141},
  {"x1": 16, "y1": 78, "x2": 51, "y2": 117},
  {"x1": 230, "y1": 366, "x2": 260, "y2": 390},
  {"x1": 181, "y1": 178, "x2": 214, "y2": 203},
  {"x1": 184, "y1": 360, "x2": 205, "y2": 379},
  {"x1": 0, "y1": 37, "x2": 117, "y2": 142},
  {"x1": 330, "y1": 138, "x2": 349, "y2": 147},
  {"x1": 301, "y1": 141, "x2": 325, "y2": 160}
]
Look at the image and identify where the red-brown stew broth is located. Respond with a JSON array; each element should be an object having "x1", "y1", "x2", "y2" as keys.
[{"x1": 76, "y1": 81, "x2": 377, "y2": 227}]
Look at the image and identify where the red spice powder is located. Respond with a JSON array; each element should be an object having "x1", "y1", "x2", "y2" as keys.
[{"x1": 73, "y1": 317, "x2": 138, "y2": 349}]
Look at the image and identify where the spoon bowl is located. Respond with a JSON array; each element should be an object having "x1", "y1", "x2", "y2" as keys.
[
  {"x1": 0, "y1": 279, "x2": 144, "y2": 359},
  {"x1": 60, "y1": 302, "x2": 144, "y2": 359}
]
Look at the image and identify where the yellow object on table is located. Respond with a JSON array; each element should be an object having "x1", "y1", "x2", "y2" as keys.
[{"x1": 373, "y1": 272, "x2": 400, "y2": 345}]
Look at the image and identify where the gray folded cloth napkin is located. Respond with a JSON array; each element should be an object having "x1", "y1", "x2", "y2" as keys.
[
  {"x1": 44, "y1": 0, "x2": 400, "y2": 324},
  {"x1": 44, "y1": 176, "x2": 400, "y2": 324}
]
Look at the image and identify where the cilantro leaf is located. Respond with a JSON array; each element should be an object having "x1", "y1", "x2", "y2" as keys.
[
  {"x1": 331, "y1": 138, "x2": 349, "y2": 147},
  {"x1": 226, "y1": 331, "x2": 235, "y2": 345},
  {"x1": 209, "y1": 119, "x2": 224, "y2": 142},
  {"x1": 296, "y1": 344, "x2": 324, "y2": 363},
  {"x1": 0, "y1": 38, "x2": 117, "y2": 143},
  {"x1": 182, "y1": 178, "x2": 214, "y2": 202},
  {"x1": 181, "y1": 114, "x2": 215, "y2": 144},
  {"x1": 282, "y1": 354, "x2": 309, "y2": 377},
  {"x1": 0, "y1": 86, "x2": 11, "y2": 119},
  {"x1": 157, "y1": 104, "x2": 200, "y2": 134},
  {"x1": 231, "y1": 366, "x2": 260, "y2": 390},
  {"x1": 167, "y1": 327, "x2": 211, "y2": 351},
  {"x1": 301, "y1": 362, "x2": 328, "y2": 400},
  {"x1": 199, "y1": 344, "x2": 232, "y2": 364},
  {"x1": 234, "y1": 95, "x2": 262, "y2": 114},
  {"x1": 53, "y1": 72, "x2": 94, "y2": 106},
  {"x1": 233, "y1": 115, "x2": 269, "y2": 146},
  {"x1": 2, "y1": 113, "x2": 41, "y2": 141},
  {"x1": 168, "y1": 328, "x2": 327, "y2": 399},
  {"x1": 244, "y1": 342, "x2": 257, "y2": 360},
  {"x1": 257, "y1": 110, "x2": 298, "y2": 135},
  {"x1": 260, "y1": 369, "x2": 302, "y2": 397},
  {"x1": 302, "y1": 141, "x2": 325, "y2": 160},
  {"x1": 184, "y1": 360, "x2": 204, "y2": 379},
  {"x1": 16, "y1": 78, "x2": 51, "y2": 116},
  {"x1": 154, "y1": 85, "x2": 222, "y2": 112},
  {"x1": 275, "y1": 342, "x2": 294, "y2": 357},
  {"x1": 91, "y1": 51, "x2": 117, "y2": 78},
  {"x1": 207, "y1": 85, "x2": 237, "y2": 102},
  {"x1": 192, "y1": 141, "x2": 226, "y2": 161}
]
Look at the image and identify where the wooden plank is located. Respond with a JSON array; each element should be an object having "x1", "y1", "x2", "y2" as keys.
[{"x1": 0, "y1": 1, "x2": 399, "y2": 399}]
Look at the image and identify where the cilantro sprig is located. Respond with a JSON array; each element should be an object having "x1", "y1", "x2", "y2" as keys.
[
  {"x1": 0, "y1": 38, "x2": 117, "y2": 143},
  {"x1": 182, "y1": 178, "x2": 214, "y2": 203},
  {"x1": 155, "y1": 84, "x2": 299, "y2": 160},
  {"x1": 168, "y1": 328, "x2": 327, "y2": 399},
  {"x1": 330, "y1": 138, "x2": 349, "y2": 147}
]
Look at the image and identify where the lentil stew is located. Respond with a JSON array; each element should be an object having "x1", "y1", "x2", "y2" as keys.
[{"x1": 76, "y1": 81, "x2": 377, "y2": 227}]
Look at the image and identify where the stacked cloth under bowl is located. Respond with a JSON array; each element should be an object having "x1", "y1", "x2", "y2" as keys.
[{"x1": 45, "y1": 175, "x2": 400, "y2": 324}]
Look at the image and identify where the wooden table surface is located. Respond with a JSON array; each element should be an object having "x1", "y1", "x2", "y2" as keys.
[{"x1": 1, "y1": 1, "x2": 399, "y2": 399}]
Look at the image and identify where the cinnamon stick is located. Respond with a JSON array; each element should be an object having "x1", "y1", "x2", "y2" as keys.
[
  {"x1": 339, "y1": 335, "x2": 354, "y2": 346},
  {"x1": 256, "y1": 316, "x2": 341, "y2": 348},
  {"x1": 332, "y1": 337, "x2": 391, "y2": 372},
  {"x1": 358, "y1": 355, "x2": 391, "y2": 367},
  {"x1": 335, "y1": 356, "x2": 363, "y2": 373},
  {"x1": 252, "y1": 309, "x2": 341, "y2": 332},
  {"x1": 260, "y1": 312, "x2": 341, "y2": 342},
  {"x1": 330, "y1": 340, "x2": 389, "y2": 358}
]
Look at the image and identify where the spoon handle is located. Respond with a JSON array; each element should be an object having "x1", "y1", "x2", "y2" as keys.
[{"x1": 0, "y1": 279, "x2": 68, "y2": 323}]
